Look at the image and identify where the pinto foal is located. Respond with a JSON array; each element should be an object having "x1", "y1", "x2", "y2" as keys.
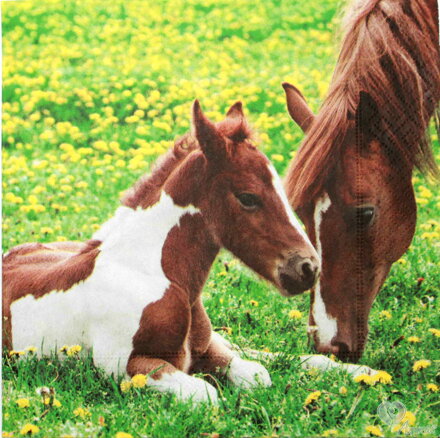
[{"x1": 3, "y1": 101, "x2": 319, "y2": 403}]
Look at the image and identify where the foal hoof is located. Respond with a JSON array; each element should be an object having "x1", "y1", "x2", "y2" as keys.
[
  {"x1": 179, "y1": 376, "x2": 219, "y2": 405},
  {"x1": 227, "y1": 357, "x2": 272, "y2": 389}
]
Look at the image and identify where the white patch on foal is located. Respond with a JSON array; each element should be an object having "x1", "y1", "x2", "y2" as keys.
[
  {"x1": 149, "y1": 371, "x2": 219, "y2": 404},
  {"x1": 268, "y1": 164, "x2": 314, "y2": 248},
  {"x1": 226, "y1": 356, "x2": 272, "y2": 389},
  {"x1": 312, "y1": 193, "x2": 337, "y2": 345},
  {"x1": 11, "y1": 192, "x2": 200, "y2": 376}
]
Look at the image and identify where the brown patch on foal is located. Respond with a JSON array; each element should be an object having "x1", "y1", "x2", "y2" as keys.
[{"x1": 2, "y1": 240, "x2": 101, "y2": 349}]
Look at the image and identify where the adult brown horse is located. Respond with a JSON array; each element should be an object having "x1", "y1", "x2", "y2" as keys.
[{"x1": 283, "y1": 0, "x2": 439, "y2": 361}]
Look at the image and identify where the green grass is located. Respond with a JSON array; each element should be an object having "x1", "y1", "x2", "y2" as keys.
[{"x1": 2, "y1": 0, "x2": 439, "y2": 437}]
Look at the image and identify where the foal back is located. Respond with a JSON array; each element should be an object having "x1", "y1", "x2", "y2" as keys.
[{"x1": 2, "y1": 240, "x2": 101, "y2": 349}]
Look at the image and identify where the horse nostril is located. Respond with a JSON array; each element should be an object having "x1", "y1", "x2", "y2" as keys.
[{"x1": 299, "y1": 259, "x2": 318, "y2": 284}]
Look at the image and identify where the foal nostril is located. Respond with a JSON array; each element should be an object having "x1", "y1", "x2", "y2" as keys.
[{"x1": 298, "y1": 258, "x2": 319, "y2": 285}]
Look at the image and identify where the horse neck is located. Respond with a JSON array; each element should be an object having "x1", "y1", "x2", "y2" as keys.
[{"x1": 94, "y1": 158, "x2": 220, "y2": 303}]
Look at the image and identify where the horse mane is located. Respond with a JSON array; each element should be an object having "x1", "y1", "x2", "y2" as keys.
[
  {"x1": 122, "y1": 116, "x2": 253, "y2": 209},
  {"x1": 286, "y1": 0, "x2": 440, "y2": 208}
]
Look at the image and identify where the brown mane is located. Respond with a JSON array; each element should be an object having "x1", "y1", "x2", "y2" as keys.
[
  {"x1": 286, "y1": 0, "x2": 440, "y2": 208},
  {"x1": 122, "y1": 115, "x2": 252, "y2": 209}
]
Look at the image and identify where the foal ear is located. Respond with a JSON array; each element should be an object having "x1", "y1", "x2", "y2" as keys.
[
  {"x1": 192, "y1": 100, "x2": 227, "y2": 162},
  {"x1": 355, "y1": 91, "x2": 380, "y2": 140},
  {"x1": 282, "y1": 82, "x2": 315, "y2": 133},
  {"x1": 226, "y1": 101, "x2": 244, "y2": 119}
]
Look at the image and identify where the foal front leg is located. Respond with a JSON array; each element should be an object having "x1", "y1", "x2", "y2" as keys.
[
  {"x1": 192, "y1": 332, "x2": 272, "y2": 389},
  {"x1": 127, "y1": 355, "x2": 218, "y2": 404}
]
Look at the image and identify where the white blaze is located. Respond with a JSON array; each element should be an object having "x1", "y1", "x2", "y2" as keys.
[
  {"x1": 267, "y1": 164, "x2": 314, "y2": 248},
  {"x1": 312, "y1": 193, "x2": 338, "y2": 345}
]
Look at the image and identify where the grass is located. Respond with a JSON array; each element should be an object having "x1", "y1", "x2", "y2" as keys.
[{"x1": 2, "y1": 0, "x2": 439, "y2": 437}]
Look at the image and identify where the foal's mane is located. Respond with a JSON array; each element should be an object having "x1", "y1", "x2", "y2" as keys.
[
  {"x1": 286, "y1": 0, "x2": 440, "y2": 208},
  {"x1": 122, "y1": 116, "x2": 252, "y2": 209}
]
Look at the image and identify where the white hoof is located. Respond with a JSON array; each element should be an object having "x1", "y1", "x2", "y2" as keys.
[
  {"x1": 227, "y1": 357, "x2": 272, "y2": 389},
  {"x1": 149, "y1": 371, "x2": 218, "y2": 404}
]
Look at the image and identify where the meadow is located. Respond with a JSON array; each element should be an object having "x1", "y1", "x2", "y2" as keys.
[{"x1": 2, "y1": 0, "x2": 439, "y2": 437}]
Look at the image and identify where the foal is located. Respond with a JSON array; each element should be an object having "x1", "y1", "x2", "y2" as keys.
[{"x1": 3, "y1": 101, "x2": 319, "y2": 403}]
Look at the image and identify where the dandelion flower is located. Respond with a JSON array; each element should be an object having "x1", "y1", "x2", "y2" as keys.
[
  {"x1": 365, "y1": 425, "x2": 383, "y2": 437},
  {"x1": 288, "y1": 310, "x2": 302, "y2": 319},
  {"x1": 66, "y1": 345, "x2": 82, "y2": 356},
  {"x1": 43, "y1": 398, "x2": 61, "y2": 407},
  {"x1": 16, "y1": 398, "x2": 30, "y2": 408},
  {"x1": 115, "y1": 433, "x2": 133, "y2": 438},
  {"x1": 20, "y1": 424, "x2": 40, "y2": 435},
  {"x1": 427, "y1": 383, "x2": 438, "y2": 392},
  {"x1": 120, "y1": 380, "x2": 132, "y2": 393},
  {"x1": 73, "y1": 407, "x2": 91, "y2": 418},
  {"x1": 379, "y1": 310, "x2": 391, "y2": 320},
  {"x1": 428, "y1": 328, "x2": 440, "y2": 337},
  {"x1": 412, "y1": 360, "x2": 431, "y2": 372},
  {"x1": 249, "y1": 300, "x2": 259, "y2": 307},
  {"x1": 353, "y1": 374, "x2": 375, "y2": 386},
  {"x1": 407, "y1": 336, "x2": 421, "y2": 343},
  {"x1": 304, "y1": 390, "x2": 321, "y2": 406},
  {"x1": 131, "y1": 374, "x2": 148, "y2": 388},
  {"x1": 372, "y1": 371, "x2": 392, "y2": 384},
  {"x1": 322, "y1": 429, "x2": 338, "y2": 437},
  {"x1": 339, "y1": 386, "x2": 347, "y2": 395}
]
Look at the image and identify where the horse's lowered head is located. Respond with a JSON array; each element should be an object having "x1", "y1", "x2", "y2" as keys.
[
  {"x1": 282, "y1": 0, "x2": 439, "y2": 362},
  {"x1": 167, "y1": 101, "x2": 320, "y2": 296}
]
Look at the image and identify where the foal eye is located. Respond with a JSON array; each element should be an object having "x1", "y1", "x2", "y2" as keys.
[
  {"x1": 235, "y1": 193, "x2": 261, "y2": 210},
  {"x1": 355, "y1": 206, "x2": 375, "y2": 227}
]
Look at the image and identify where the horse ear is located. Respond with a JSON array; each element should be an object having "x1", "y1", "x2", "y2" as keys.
[
  {"x1": 192, "y1": 100, "x2": 227, "y2": 162},
  {"x1": 355, "y1": 91, "x2": 380, "y2": 140},
  {"x1": 282, "y1": 82, "x2": 315, "y2": 133},
  {"x1": 226, "y1": 101, "x2": 244, "y2": 119}
]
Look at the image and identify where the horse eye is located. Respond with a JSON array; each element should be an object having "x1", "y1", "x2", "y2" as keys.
[
  {"x1": 356, "y1": 206, "x2": 375, "y2": 227},
  {"x1": 235, "y1": 193, "x2": 261, "y2": 210}
]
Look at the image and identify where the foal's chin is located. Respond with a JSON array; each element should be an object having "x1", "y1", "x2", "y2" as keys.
[{"x1": 276, "y1": 274, "x2": 315, "y2": 297}]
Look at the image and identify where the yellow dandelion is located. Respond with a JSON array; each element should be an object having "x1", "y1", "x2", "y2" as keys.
[
  {"x1": 20, "y1": 424, "x2": 40, "y2": 435},
  {"x1": 3, "y1": 432, "x2": 14, "y2": 438},
  {"x1": 339, "y1": 386, "x2": 347, "y2": 395},
  {"x1": 16, "y1": 398, "x2": 30, "y2": 408},
  {"x1": 25, "y1": 346, "x2": 37, "y2": 354},
  {"x1": 271, "y1": 154, "x2": 284, "y2": 162},
  {"x1": 59, "y1": 345, "x2": 69, "y2": 353},
  {"x1": 426, "y1": 383, "x2": 438, "y2": 392},
  {"x1": 73, "y1": 407, "x2": 91, "y2": 418},
  {"x1": 131, "y1": 374, "x2": 148, "y2": 388},
  {"x1": 9, "y1": 350, "x2": 25, "y2": 357},
  {"x1": 322, "y1": 430, "x2": 338, "y2": 437},
  {"x1": 249, "y1": 300, "x2": 259, "y2": 307},
  {"x1": 407, "y1": 336, "x2": 421, "y2": 343},
  {"x1": 304, "y1": 390, "x2": 321, "y2": 406},
  {"x1": 120, "y1": 380, "x2": 132, "y2": 393},
  {"x1": 379, "y1": 310, "x2": 391, "y2": 320},
  {"x1": 412, "y1": 360, "x2": 431, "y2": 372},
  {"x1": 403, "y1": 411, "x2": 416, "y2": 426},
  {"x1": 428, "y1": 328, "x2": 440, "y2": 337},
  {"x1": 115, "y1": 433, "x2": 133, "y2": 438},
  {"x1": 43, "y1": 398, "x2": 61, "y2": 407},
  {"x1": 288, "y1": 310, "x2": 302, "y2": 319},
  {"x1": 66, "y1": 345, "x2": 82, "y2": 356},
  {"x1": 365, "y1": 425, "x2": 383, "y2": 437},
  {"x1": 353, "y1": 374, "x2": 375, "y2": 386},
  {"x1": 372, "y1": 371, "x2": 392, "y2": 384}
]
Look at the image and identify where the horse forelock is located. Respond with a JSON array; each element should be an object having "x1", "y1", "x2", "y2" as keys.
[{"x1": 286, "y1": 0, "x2": 440, "y2": 209}]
